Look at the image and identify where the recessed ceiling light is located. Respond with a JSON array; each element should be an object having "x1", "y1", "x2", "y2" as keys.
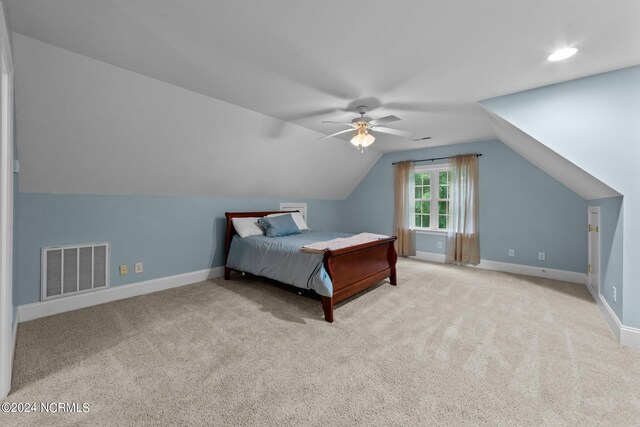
[{"x1": 548, "y1": 47, "x2": 578, "y2": 62}]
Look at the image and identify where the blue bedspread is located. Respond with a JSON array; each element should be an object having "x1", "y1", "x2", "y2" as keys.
[{"x1": 225, "y1": 230, "x2": 352, "y2": 297}]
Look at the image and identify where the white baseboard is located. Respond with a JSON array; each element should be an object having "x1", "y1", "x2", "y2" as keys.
[
  {"x1": 474, "y1": 259, "x2": 587, "y2": 284},
  {"x1": 621, "y1": 324, "x2": 640, "y2": 348},
  {"x1": 413, "y1": 251, "x2": 446, "y2": 263},
  {"x1": 412, "y1": 251, "x2": 586, "y2": 284},
  {"x1": 585, "y1": 280, "x2": 598, "y2": 302},
  {"x1": 597, "y1": 294, "x2": 640, "y2": 349},
  {"x1": 18, "y1": 266, "x2": 225, "y2": 323},
  {"x1": 597, "y1": 294, "x2": 622, "y2": 342}
]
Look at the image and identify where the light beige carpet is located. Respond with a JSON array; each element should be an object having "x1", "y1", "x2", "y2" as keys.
[{"x1": 2, "y1": 259, "x2": 640, "y2": 426}]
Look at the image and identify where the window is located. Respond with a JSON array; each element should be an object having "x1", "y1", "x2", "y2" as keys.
[{"x1": 412, "y1": 165, "x2": 451, "y2": 232}]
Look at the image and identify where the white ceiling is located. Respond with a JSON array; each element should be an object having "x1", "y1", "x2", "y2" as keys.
[{"x1": 6, "y1": 0, "x2": 640, "y2": 153}]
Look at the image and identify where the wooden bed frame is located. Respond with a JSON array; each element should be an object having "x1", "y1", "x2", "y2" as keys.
[{"x1": 224, "y1": 211, "x2": 398, "y2": 323}]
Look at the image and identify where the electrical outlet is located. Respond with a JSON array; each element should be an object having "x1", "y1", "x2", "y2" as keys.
[
  {"x1": 437, "y1": 241, "x2": 443, "y2": 249},
  {"x1": 134, "y1": 262, "x2": 143, "y2": 274},
  {"x1": 613, "y1": 286, "x2": 617, "y2": 303},
  {"x1": 119, "y1": 265, "x2": 128, "y2": 276},
  {"x1": 538, "y1": 252, "x2": 546, "y2": 261},
  {"x1": 508, "y1": 249, "x2": 515, "y2": 257}
]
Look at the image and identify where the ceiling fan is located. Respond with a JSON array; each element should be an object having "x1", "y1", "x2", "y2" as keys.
[{"x1": 319, "y1": 105, "x2": 413, "y2": 152}]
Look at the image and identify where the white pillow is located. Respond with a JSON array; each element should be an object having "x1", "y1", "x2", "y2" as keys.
[
  {"x1": 267, "y1": 212, "x2": 309, "y2": 230},
  {"x1": 232, "y1": 217, "x2": 265, "y2": 238}
]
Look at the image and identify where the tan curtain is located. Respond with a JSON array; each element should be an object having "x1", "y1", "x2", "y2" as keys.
[
  {"x1": 394, "y1": 161, "x2": 416, "y2": 257},
  {"x1": 446, "y1": 155, "x2": 480, "y2": 265}
]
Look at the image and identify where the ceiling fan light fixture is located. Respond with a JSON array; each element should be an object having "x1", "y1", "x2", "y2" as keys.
[
  {"x1": 350, "y1": 126, "x2": 375, "y2": 148},
  {"x1": 548, "y1": 47, "x2": 578, "y2": 62}
]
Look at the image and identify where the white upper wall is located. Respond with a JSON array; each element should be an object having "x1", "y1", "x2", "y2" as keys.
[{"x1": 14, "y1": 34, "x2": 380, "y2": 199}]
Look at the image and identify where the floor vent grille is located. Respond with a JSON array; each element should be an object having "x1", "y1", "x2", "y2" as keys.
[{"x1": 41, "y1": 243, "x2": 110, "y2": 301}]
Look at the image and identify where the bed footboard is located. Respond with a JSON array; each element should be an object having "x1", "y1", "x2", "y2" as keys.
[
  {"x1": 322, "y1": 237, "x2": 397, "y2": 322},
  {"x1": 224, "y1": 212, "x2": 398, "y2": 324}
]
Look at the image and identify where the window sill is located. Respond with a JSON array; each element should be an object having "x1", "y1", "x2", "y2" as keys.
[{"x1": 411, "y1": 229, "x2": 448, "y2": 236}]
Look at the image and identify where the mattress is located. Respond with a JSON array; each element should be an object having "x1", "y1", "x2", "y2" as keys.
[{"x1": 225, "y1": 230, "x2": 353, "y2": 297}]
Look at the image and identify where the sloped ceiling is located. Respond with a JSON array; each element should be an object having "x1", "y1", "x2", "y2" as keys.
[
  {"x1": 7, "y1": 1, "x2": 640, "y2": 199},
  {"x1": 480, "y1": 66, "x2": 640, "y2": 200},
  {"x1": 14, "y1": 34, "x2": 380, "y2": 199},
  {"x1": 6, "y1": 0, "x2": 640, "y2": 152},
  {"x1": 481, "y1": 108, "x2": 620, "y2": 200}
]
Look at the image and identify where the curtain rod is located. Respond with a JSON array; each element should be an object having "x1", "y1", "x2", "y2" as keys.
[{"x1": 391, "y1": 153, "x2": 482, "y2": 165}]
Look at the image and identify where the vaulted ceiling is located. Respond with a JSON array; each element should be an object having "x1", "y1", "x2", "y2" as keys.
[
  {"x1": 6, "y1": 1, "x2": 639, "y2": 201},
  {"x1": 7, "y1": 0, "x2": 640, "y2": 152}
]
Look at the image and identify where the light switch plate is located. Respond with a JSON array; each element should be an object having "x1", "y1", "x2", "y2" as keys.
[{"x1": 119, "y1": 265, "x2": 128, "y2": 276}]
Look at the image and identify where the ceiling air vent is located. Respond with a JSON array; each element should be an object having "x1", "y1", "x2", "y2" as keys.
[{"x1": 41, "y1": 243, "x2": 110, "y2": 301}]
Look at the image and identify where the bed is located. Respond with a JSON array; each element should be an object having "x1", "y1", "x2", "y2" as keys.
[{"x1": 224, "y1": 211, "x2": 398, "y2": 322}]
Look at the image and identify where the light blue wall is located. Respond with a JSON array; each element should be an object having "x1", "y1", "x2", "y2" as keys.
[
  {"x1": 481, "y1": 65, "x2": 639, "y2": 328},
  {"x1": 341, "y1": 139, "x2": 588, "y2": 272},
  {"x1": 15, "y1": 194, "x2": 344, "y2": 306},
  {"x1": 14, "y1": 140, "x2": 594, "y2": 308},
  {"x1": 590, "y1": 197, "x2": 624, "y2": 318}
]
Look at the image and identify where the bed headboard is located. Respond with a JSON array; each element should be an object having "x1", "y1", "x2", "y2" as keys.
[{"x1": 224, "y1": 211, "x2": 298, "y2": 262}]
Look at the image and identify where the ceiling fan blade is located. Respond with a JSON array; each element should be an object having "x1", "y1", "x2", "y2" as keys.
[
  {"x1": 370, "y1": 126, "x2": 412, "y2": 138},
  {"x1": 321, "y1": 121, "x2": 354, "y2": 126},
  {"x1": 318, "y1": 128, "x2": 354, "y2": 140},
  {"x1": 279, "y1": 108, "x2": 340, "y2": 122},
  {"x1": 368, "y1": 115, "x2": 401, "y2": 126},
  {"x1": 385, "y1": 102, "x2": 479, "y2": 115}
]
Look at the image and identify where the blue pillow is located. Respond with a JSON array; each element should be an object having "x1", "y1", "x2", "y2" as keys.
[{"x1": 258, "y1": 214, "x2": 301, "y2": 237}]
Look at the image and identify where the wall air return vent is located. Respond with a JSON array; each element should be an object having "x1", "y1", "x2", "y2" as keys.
[{"x1": 41, "y1": 243, "x2": 110, "y2": 301}]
